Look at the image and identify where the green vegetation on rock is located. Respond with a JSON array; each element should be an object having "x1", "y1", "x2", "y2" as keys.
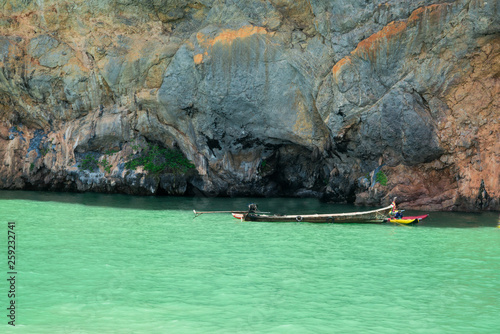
[
  {"x1": 80, "y1": 155, "x2": 99, "y2": 172},
  {"x1": 376, "y1": 170, "x2": 388, "y2": 186},
  {"x1": 105, "y1": 149, "x2": 120, "y2": 155},
  {"x1": 258, "y1": 159, "x2": 268, "y2": 173},
  {"x1": 40, "y1": 147, "x2": 49, "y2": 156},
  {"x1": 99, "y1": 157, "x2": 113, "y2": 173},
  {"x1": 80, "y1": 154, "x2": 113, "y2": 173},
  {"x1": 125, "y1": 144, "x2": 195, "y2": 174}
]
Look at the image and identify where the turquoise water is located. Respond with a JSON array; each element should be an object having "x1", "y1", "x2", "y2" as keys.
[{"x1": 1, "y1": 191, "x2": 499, "y2": 333}]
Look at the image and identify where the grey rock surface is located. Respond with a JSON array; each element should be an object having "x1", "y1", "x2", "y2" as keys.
[{"x1": 0, "y1": 0, "x2": 497, "y2": 210}]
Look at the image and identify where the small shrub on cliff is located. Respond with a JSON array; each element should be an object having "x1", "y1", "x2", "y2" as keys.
[
  {"x1": 99, "y1": 157, "x2": 113, "y2": 173},
  {"x1": 258, "y1": 159, "x2": 273, "y2": 174},
  {"x1": 125, "y1": 144, "x2": 195, "y2": 175},
  {"x1": 104, "y1": 149, "x2": 120, "y2": 155},
  {"x1": 39, "y1": 146, "x2": 49, "y2": 156},
  {"x1": 80, "y1": 155, "x2": 99, "y2": 172},
  {"x1": 258, "y1": 160, "x2": 266, "y2": 173},
  {"x1": 376, "y1": 170, "x2": 388, "y2": 186},
  {"x1": 80, "y1": 154, "x2": 113, "y2": 173}
]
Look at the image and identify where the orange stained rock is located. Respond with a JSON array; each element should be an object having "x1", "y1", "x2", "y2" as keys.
[
  {"x1": 193, "y1": 53, "x2": 203, "y2": 64},
  {"x1": 196, "y1": 25, "x2": 268, "y2": 48},
  {"x1": 193, "y1": 52, "x2": 208, "y2": 64},
  {"x1": 349, "y1": 2, "x2": 452, "y2": 60},
  {"x1": 329, "y1": 3, "x2": 455, "y2": 89},
  {"x1": 331, "y1": 57, "x2": 352, "y2": 77},
  {"x1": 408, "y1": 6, "x2": 426, "y2": 24},
  {"x1": 408, "y1": 4, "x2": 448, "y2": 26},
  {"x1": 355, "y1": 20, "x2": 407, "y2": 55}
]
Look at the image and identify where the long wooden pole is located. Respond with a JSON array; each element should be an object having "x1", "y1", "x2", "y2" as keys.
[
  {"x1": 193, "y1": 210, "x2": 269, "y2": 217},
  {"x1": 193, "y1": 210, "x2": 248, "y2": 215}
]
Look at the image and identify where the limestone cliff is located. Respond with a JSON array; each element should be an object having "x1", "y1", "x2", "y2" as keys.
[{"x1": 0, "y1": 0, "x2": 498, "y2": 210}]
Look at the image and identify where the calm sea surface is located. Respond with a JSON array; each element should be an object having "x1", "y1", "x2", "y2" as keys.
[{"x1": 1, "y1": 191, "x2": 499, "y2": 333}]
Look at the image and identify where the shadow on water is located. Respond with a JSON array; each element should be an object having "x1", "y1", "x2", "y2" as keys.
[
  {"x1": 0, "y1": 190, "x2": 498, "y2": 227},
  {"x1": 414, "y1": 210, "x2": 499, "y2": 228},
  {"x1": 0, "y1": 190, "x2": 342, "y2": 212}
]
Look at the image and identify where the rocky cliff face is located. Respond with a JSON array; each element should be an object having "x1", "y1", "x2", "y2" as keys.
[{"x1": 0, "y1": 0, "x2": 498, "y2": 210}]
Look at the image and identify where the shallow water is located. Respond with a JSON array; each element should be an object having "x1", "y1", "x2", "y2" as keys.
[{"x1": 1, "y1": 191, "x2": 499, "y2": 333}]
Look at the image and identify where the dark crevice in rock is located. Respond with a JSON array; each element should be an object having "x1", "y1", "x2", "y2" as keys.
[{"x1": 475, "y1": 179, "x2": 490, "y2": 210}]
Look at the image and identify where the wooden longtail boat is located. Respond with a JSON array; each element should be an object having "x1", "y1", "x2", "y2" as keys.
[
  {"x1": 231, "y1": 204, "x2": 395, "y2": 224},
  {"x1": 194, "y1": 199, "x2": 428, "y2": 225}
]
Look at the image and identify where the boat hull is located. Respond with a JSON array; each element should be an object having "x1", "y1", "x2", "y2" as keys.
[
  {"x1": 233, "y1": 205, "x2": 394, "y2": 224},
  {"x1": 387, "y1": 218, "x2": 418, "y2": 224},
  {"x1": 387, "y1": 214, "x2": 428, "y2": 225}
]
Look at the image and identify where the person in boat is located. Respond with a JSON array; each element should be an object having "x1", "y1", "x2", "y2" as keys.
[
  {"x1": 390, "y1": 200, "x2": 403, "y2": 219},
  {"x1": 248, "y1": 203, "x2": 258, "y2": 214}
]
